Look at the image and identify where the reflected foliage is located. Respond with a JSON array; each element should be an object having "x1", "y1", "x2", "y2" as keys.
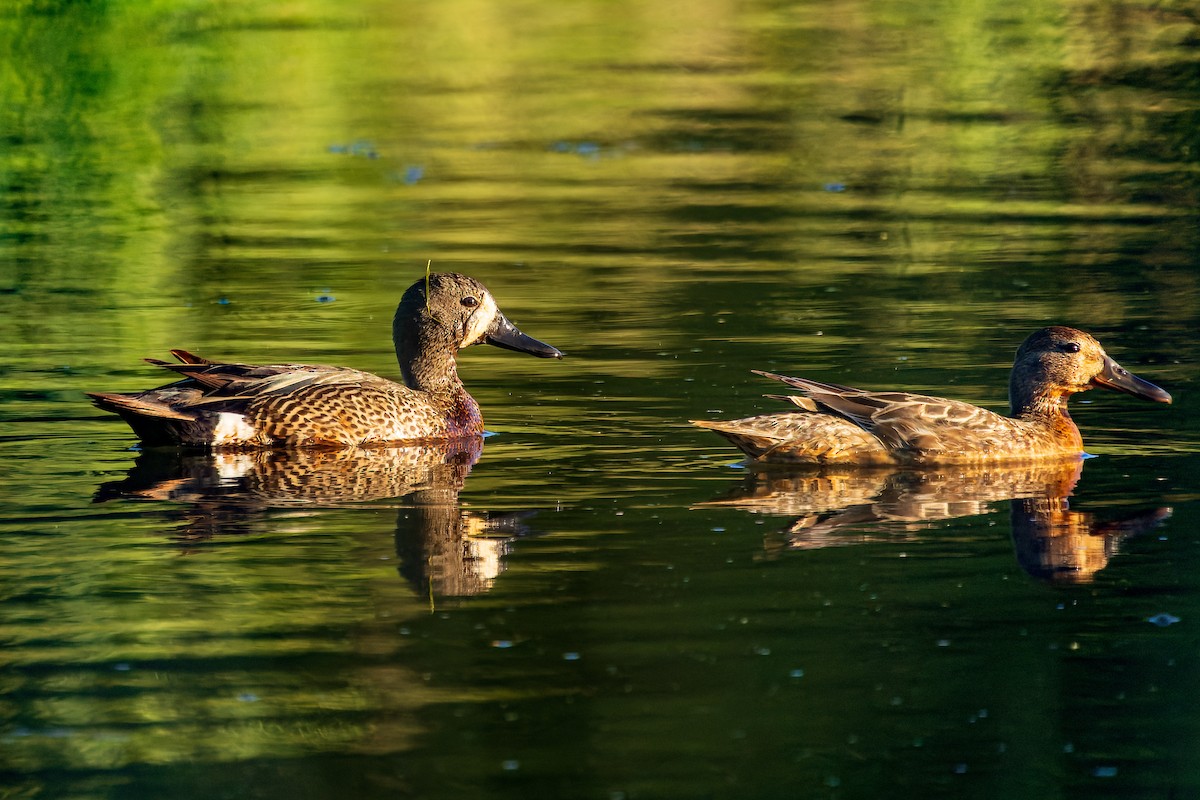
[{"x1": 1, "y1": 0, "x2": 1199, "y2": 797}]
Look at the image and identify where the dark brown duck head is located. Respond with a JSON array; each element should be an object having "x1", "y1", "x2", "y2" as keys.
[
  {"x1": 393, "y1": 272, "x2": 563, "y2": 392},
  {"x1": 1008, "y1": 326, "x2": 1171, "y2": 417}
]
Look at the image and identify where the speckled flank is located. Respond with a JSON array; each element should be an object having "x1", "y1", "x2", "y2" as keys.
[
  {"x1": 87, "y1": 272, "x2": 562, "y2": 449},
  {"x1": 693, "y1": 412, "x2": 893, "y2": 464},
  {"x1": 694, "y1": 326, "x2": 1170, "y2": 466},
  {"x1": 246, "y1": 382, "x2": 484, "y2": 446}
]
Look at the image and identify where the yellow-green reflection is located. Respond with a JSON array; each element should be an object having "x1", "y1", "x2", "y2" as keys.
[{"x1": 1, "y1": 0, "x2": 1198, "y2": 797}]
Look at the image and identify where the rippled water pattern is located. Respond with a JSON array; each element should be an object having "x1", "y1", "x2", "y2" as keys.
[{"x1": 2, "y1": 1, "x2": 1199, "y2": 798}]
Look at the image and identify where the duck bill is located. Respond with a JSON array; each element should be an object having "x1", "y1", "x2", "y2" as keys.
[
  {"x1": 1092, "y1": 355, "x2": 1171, "y2": 403},
  {"x1": 483, "y1": 313, "x2": 564, "y2": 359}
]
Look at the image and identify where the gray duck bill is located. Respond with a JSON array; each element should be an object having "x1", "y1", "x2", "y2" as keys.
[
  {"x1": 484, "y1": 314, "x2": 564, "y2": 359},
  {"x1": 1092, "y1": 356, "x2": 1171, "y2": 404}
]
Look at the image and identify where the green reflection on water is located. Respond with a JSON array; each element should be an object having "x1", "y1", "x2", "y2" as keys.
[{"x1": 1, "y1": 0, "x2": 1199, "y2": 797}]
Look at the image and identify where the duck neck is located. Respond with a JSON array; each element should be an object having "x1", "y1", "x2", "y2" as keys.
[
  {"x1": 1011, "y1": 365, "x2": 1062, "y2": 420},
  {"x1": 394, "y1": 313, "x2": 463, "y2": 395},
  {"x1": 1011, "y1": 392, "x2": 1070, "y2": 421},
  {"x1": 1011, "y1": 389, "x2": 1083, "y2": 452}
]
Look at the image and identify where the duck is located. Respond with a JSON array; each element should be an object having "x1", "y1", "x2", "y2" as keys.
[
  {"x1": 88, "y1": 272, "x2": 563, "y2": 448},
  {"x1": 692, "y1": 326, "x2": 1170, "y2": 465}
]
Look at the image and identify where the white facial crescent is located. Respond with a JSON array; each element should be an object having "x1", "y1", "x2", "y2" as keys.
[{"x1": 461, "y1": 292, "x2": 499, "y2": 347}]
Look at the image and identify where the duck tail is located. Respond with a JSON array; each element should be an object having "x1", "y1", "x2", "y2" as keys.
[
  {"x1": 691, "y1": 418, "x2": 782, "y2": 460},
  {"x1": 168, "y1": 349, "x2": 214, "y2": 365},
  {"x1": 88, "y1": 391, "x2": 205, "y2": 448},
  {"x1": 87, "y1": 392, "x2": 197, "y2": 422}
]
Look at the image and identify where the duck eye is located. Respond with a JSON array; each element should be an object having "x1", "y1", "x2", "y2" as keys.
[
  {"x1": 1062, "y1": 341, "x2": 1081, "y2": 353},
  {"x1": 461, "y1": 296, "x2": 479, "y2": 308}
]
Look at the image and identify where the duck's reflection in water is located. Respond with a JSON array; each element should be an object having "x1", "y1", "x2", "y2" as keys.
[
  {"x1": 699, "y1": 461, "x2": 1170, "y2": 583},
  {"x1": 392, "y1": 502, "x2": 535, "y2": 598},
  {"x1": 1009, "y1": 495, "x2": 1170, "y2": 582},
  {"x1": 95, "y1": 439, "x2": 537, "y2": 596}
]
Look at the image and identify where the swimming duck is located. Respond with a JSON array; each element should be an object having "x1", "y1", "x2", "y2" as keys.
[
  {"x1": 693, "y1": 326, "x2": 1170, "y2": 465},
  {"x1": 88, "y1": 272, "x2": 563, "y2": 448}
]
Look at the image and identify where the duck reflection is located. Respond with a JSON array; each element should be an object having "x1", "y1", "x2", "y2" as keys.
[
  {"x1": 95, "y1": 439, "x2": 535, "y2": 596},
  {"x1": 699, "y1": 461, "x2": 1169, "y2": 583}
]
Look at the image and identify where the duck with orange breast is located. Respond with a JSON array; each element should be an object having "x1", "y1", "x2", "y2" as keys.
[{"x1": 693, "y1": 327, "x2": 1171, "y2": 465}]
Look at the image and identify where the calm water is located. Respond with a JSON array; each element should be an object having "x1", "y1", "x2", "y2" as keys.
[{"x1": 3, "y1": 0, "x2": 1199, "y2": 798}]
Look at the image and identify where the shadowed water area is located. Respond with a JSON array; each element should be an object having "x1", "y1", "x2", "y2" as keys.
[{"x1": 2, "y1": 1, "x2": 1200, "y2": 798}]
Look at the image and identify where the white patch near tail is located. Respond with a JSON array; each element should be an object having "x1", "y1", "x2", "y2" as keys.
[{"x1": 213, "y1": 412, "x2": 258, "y2": 445}]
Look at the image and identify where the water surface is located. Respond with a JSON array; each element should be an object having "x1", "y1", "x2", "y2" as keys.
[{"x1": 2, "y1": 0, "x2": 1199, "y2": 798}]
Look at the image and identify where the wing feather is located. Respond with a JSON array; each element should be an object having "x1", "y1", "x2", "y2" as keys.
[{"x1": 753, "y1": 371, "x2": 1014, "y2": 456}]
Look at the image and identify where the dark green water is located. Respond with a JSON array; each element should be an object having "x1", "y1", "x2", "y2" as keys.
[{"x1": 3, "y1": 1, "x2": 1199, "y2": 798}]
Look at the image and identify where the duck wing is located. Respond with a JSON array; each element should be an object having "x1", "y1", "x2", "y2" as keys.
[
  {"x1": 754, "y1": 371, "x2": 1012, "y2": 456},
  {"x1": 145, "y1": 354, "x2": 377, "y2": 407}
]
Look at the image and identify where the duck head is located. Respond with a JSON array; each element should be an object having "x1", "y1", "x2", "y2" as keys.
[
  {"x1": 394, "y1": 272, "x2": 562, "y2": 392},
  {"x1": 1009, "y1": 326, "x2": 1171, "y2": 416}
]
